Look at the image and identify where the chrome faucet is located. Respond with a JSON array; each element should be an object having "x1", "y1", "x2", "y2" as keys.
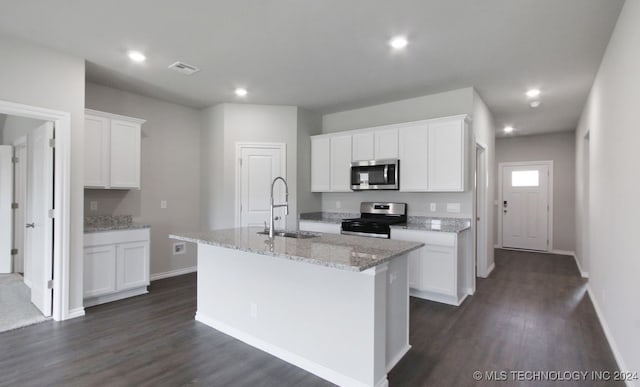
[{"x1": 269, "y1": 176, "x2": 289, "y2": 238}]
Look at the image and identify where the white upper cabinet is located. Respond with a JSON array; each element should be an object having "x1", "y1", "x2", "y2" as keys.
[
  {"x1": 399, "y1": 123, "x2": 429, "y2": 191},
  {"x1": 352, "y1": 132, "x2": 374, "y2": 162},
  {"x1": 311, "y1": 136, "x2": 331, "y2": 192},
  {"x1": 109, "y1": 119, "x2": 141, "y2": 189},
  {"x1": 84, "y1": 109, "x2": 145, "y2": 189},
  {"x1": 84, "y1": 114, "x2": 110, "y2": 188},
  {"x1": 428, "y1": 117, "x2": 466, "y2": 192},
  {"x1": 330, "y1": 135, "x2": 352, "y2": 192},
  {"x1": 374, "y1": 128, "x2": 398, "y2": 160}
]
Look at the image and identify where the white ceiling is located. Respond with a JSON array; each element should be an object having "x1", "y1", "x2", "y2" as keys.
[{"x1": 0, "y1": 0, "x2": 624, "y2": 136}]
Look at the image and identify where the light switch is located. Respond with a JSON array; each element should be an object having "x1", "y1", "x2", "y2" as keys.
[
  {"x1": 160, "y1": 200, "x2": 167, "y2": 209},
  {"x1": 446, "y1": 203, "x2": 461, "y2": 213},
  {"x1": 89, "y1": 201, "x2": 98, "y2": 211},
  {"x1": 430, "y1": 203, "x2": 437, "y2": 212}
]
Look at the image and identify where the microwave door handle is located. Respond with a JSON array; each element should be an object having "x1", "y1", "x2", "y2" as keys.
[{"x1": 383, "y1": 165, "x2": 388, "y2": 182}]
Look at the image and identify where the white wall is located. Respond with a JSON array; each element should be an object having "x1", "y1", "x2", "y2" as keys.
[
  {"x1": 200, "y1": 103, "x2": 299, "y2": 229},
  {"x1": 575, "y1": 0, "x2": 640, "y2": 378},
  {"x1": 84, "y1": 82, "x2": 201, "y2": 276},
  {"x1": 495, "y1": 132, "x2": 576, "y2": 252},
  {"x1": 472, "y1": 92, "x2": 496, "y2": 276},
  {"x1": 320, "y1": 88, "x2": 476, "y2": 218},
  {"x1": 0, "y1": 35, "x2": 85, "y2": 312}
]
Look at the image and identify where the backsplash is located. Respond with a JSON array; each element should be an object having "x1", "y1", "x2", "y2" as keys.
[{"x1": 84, "y1": 215, "x2": 132, "y2": 229}]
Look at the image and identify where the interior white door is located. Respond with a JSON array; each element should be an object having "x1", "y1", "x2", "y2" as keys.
[
  {"x1": 239, "y1": 145, "x2": 286, "y2": 230},
  {"x1": 25, "y1": 122, "x2": 54, "y2": 316},
  {"x1": 12, "y1": 138, "x2": 27, "y2": 274},
  {"x1": 0, "y1": 145, "x2": 13, "y2": 274},
  {"x1": 502, "y1": 164, "x2": 550, "y2": 251}
]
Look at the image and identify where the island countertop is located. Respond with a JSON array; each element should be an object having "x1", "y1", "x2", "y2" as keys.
[{"x1": 170, "y1": 227, "x2": 423, "y2": 272}]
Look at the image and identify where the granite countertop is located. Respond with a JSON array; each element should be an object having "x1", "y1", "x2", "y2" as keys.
[
  {"x1": 84, "y1": 215, "x2": 150, "y2": 234},
  {"x1": 298, "y1": 212, "x2": 471, "y2": 233},
  {"x1": 170, "y1": 227, "x2": 423, "y2": 272},
  {"x1": 391, "y1": 216, "x2": 471, "y2": 233},
  {"x1": 298, "y1": 211, "x2": 359, "y2": 224}
]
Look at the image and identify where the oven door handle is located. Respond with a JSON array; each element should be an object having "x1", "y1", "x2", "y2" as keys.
[{"x1": 341, "y1": 230, "x2": 390, "y2": 239}]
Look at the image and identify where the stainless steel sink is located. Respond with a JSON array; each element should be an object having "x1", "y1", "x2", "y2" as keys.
[{"x1": 257, "y1": 230, "x2": 318, "y2": 239}]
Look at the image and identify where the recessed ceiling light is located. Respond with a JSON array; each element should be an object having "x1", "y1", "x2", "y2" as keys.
[
  {"x1": 389, "y1": 36, "x2": 408, "y2": 49},
  {"x1": 529, "y1": 100, "x2": 541, "y2": 108},
  {"x1": 504, "y1": 126, "x2": 514, "y2": 133},
  {"x1": 127, "y1": 50, "x2": 146, "y2": 63},
  {"x1": 526, "y1": 89, "x2": 541, "y2": 98},
  {"x1": 235, "y1": 88, "x2": 248, "y2": 97}
]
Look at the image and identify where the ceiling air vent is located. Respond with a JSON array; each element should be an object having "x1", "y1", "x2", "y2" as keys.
[{"x1": 168, "y1": 61, "x2": 200, "y2": 75}]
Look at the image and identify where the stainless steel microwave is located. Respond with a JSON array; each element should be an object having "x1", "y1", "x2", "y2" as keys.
[{"x1": 350, "y1": 159, "x2": 399, "y2": 190}]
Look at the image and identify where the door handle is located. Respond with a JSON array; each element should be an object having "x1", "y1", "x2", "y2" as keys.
[{"x1": 26, "y1": 223, "x2": 35, "y2": 228}]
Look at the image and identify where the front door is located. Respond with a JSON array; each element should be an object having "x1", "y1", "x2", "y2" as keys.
[
  {"x1": 25, "y1": 122, "x2": 54, "y2": 316},
  {"x1": 501, "y1": 163, "x2": 550, "y2": 251},
  {"x1": 238, "y1": 144, "x2": 286, "y2": 230}
]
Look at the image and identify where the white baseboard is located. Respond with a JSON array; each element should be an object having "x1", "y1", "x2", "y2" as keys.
[
  {"x1": 484, "y1": 262, "x2": 495, "y2": 278},
  {"x1": 196, "y1": 312, "x2": 385, "y2": 387},
  {"x1": 550, "y1": 249, "x2": 575, "y2": 257},
  {"x1": 84, "y1": 287, "x2": 148, "y2": 308},
  {"x1": 549, "y1": 250, "x2": 589, "y2": 278},
  {"x1": 410, "y1": 289, "x2": 465, "y2": 306},
  {"x1": 586, "y1": 286, "x2": 635, "y2": 387},
  {"x1": 150, "y1": 266, "x2": 197, "y2": 281},
  {"x1": 66, "y1": 307, "x2": 85, "y2": 320},
  {"x1": 386, "y1": 345, "x2": 411, "y2": 373}
]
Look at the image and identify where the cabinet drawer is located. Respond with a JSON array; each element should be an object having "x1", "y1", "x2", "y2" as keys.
[{"x1": 84, "y1": 228, "x2": 150, "y2": 247}]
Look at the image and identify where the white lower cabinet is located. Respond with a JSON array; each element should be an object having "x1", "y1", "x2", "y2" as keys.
[
  {"x1": 84, "y1": 228, "x2": 150, "y2": 307},
  {"x1": 299, "y1": 221, "x2": 341, "y2": 234},
  {"x1": 391, "y1": 228, "x2": 471, "y2": 306}
]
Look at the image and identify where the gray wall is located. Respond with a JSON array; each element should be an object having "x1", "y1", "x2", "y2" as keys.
[
  {"x1": 296, "y1": 108, "x2": 323, "y2": 218},
  {"x1": 200, "y1": 103, "x2": 299, "y2": 229},
  {"x1": 320, "y1": 88, "x2": 476, "y2": 218},
  {"x1": 0, "y1": 35, "x2": 85, "y2": 312},
  {"x1": 495, "y1": 132, "x2": 576, "y2": 252},
  {"x1": 575, "y1": 0, "x2": 640, "y2": 374},
  {"x1": 1, "y1": 115, "x2": 45, "y2": 145},
  {"x1": 84, "y1": 82, "x2": 201, "y2": 276}
]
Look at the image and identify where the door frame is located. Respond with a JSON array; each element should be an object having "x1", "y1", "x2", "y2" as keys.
[
  {"x1": 234, "y1": 142, "x2": 287, "y2": 228},
  {"x1": 0, "y1": 99, "x2": 72, "y2": 321},
  {"x1": 13, "y1": 136, "x2": 27, "y2": 275},
  {"x1": 497, "y1": 160, "x2": 554, "y2": 251},
  {"x1": 473, "y1": 143, "x2": 487, "y2": 279}
]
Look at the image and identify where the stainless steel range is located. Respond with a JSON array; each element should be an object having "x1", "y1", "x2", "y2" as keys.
[{"x1": 341, "y1": 202, "x2": 407, "y2": 239}]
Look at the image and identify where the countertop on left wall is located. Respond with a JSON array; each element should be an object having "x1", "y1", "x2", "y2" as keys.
[{"x1": 84, "y1": 215, "x2": 150, "y2": 233}]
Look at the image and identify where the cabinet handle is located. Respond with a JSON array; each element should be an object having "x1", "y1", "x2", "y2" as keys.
[{"x1": 25, "y1": 223, "x2": 35, "y2": 229}]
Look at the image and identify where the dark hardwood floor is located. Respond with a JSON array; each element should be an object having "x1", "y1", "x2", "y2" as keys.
[{"x1": 0, "y1": 249, "x2": 621, "y2": 386}]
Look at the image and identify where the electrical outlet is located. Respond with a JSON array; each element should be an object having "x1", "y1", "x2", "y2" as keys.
[
  {"x1": 250, "y1": 302, "x2": 258, "y2": 319},
  {"x1": 430, "y1": 203, "x2": 437, "y2": 212},
  {"x1": 173, "y1": 242, "x2": 186, "y2": 255},
  {"x1": 446, "y1": 203, "x2": 461, "y2": 213},
  {"x1": 90, "y1": 201, "x2": 98, "y2": 211},
  {"x1": 336, "y1": 201, "x2": 341, "y2": 209},
  {"x1": 160, "y1": 200, "x2": 167, "y2": 209}
]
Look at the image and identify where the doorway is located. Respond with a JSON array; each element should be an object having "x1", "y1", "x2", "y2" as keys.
[
  {"x1": 0, "y1": 99, "x2": 72, "y2": 322},
  {"x1": 498, "y1": 161, "x2": 553, "y2": 251},
  {"x1": 235, "y1": 143, "x2": 287, "y2": 229}
]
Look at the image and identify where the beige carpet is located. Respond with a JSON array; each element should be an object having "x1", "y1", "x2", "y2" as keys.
[{"x1": 0, "y1": 274, "x2": 47, "y2": 333}]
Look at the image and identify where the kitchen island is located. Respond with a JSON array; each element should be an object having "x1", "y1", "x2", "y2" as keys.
[{"x1": 170, "y1": 228, "x2": 423, "y2": 387}]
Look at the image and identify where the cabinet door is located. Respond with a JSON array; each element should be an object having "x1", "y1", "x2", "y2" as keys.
[
  {"x1": 84, "y1": 245, "x2": 117, "y2": 298},
  {"x1": 352, "y1": 132, "x2": 374, "y2": 162},
  {"x1": 428, "y1": 118, "x2": 465, "y2": 191},
  {"x1": 330, "y1": 135, "x2": 352, "y2": 192},
  {"x1": 110, "y1": 119, "x2": 141, "y2": 189},
  {"x1": 116, "y1": 241, "x2": 149, "y2": 291},
  {"x1": 299, "y1": 221, "x2": 341, "y2": 234},
  {"x1": 374, "y1": 128, "x2": 398, "y2": 160},
  {"x1": 398, "y1": 124, "x2": 429, "y2": 191},
  {"x1": 84, "y1": 114, "x2": 110, "y2": 188},
  {"x1": 422, "y1": 245, "x2": 456, "y2": 295},
  {"x1": 311, "y1": 136, "x2": 331, "y2": 192}
]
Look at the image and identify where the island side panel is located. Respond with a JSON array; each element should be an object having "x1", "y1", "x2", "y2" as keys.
[
  {"x1": 385, "y1": 254, "x2": 411, "y2": 371},
  {"x1": 195, "y1": 243, "x2": 391, "y2": 387}
]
